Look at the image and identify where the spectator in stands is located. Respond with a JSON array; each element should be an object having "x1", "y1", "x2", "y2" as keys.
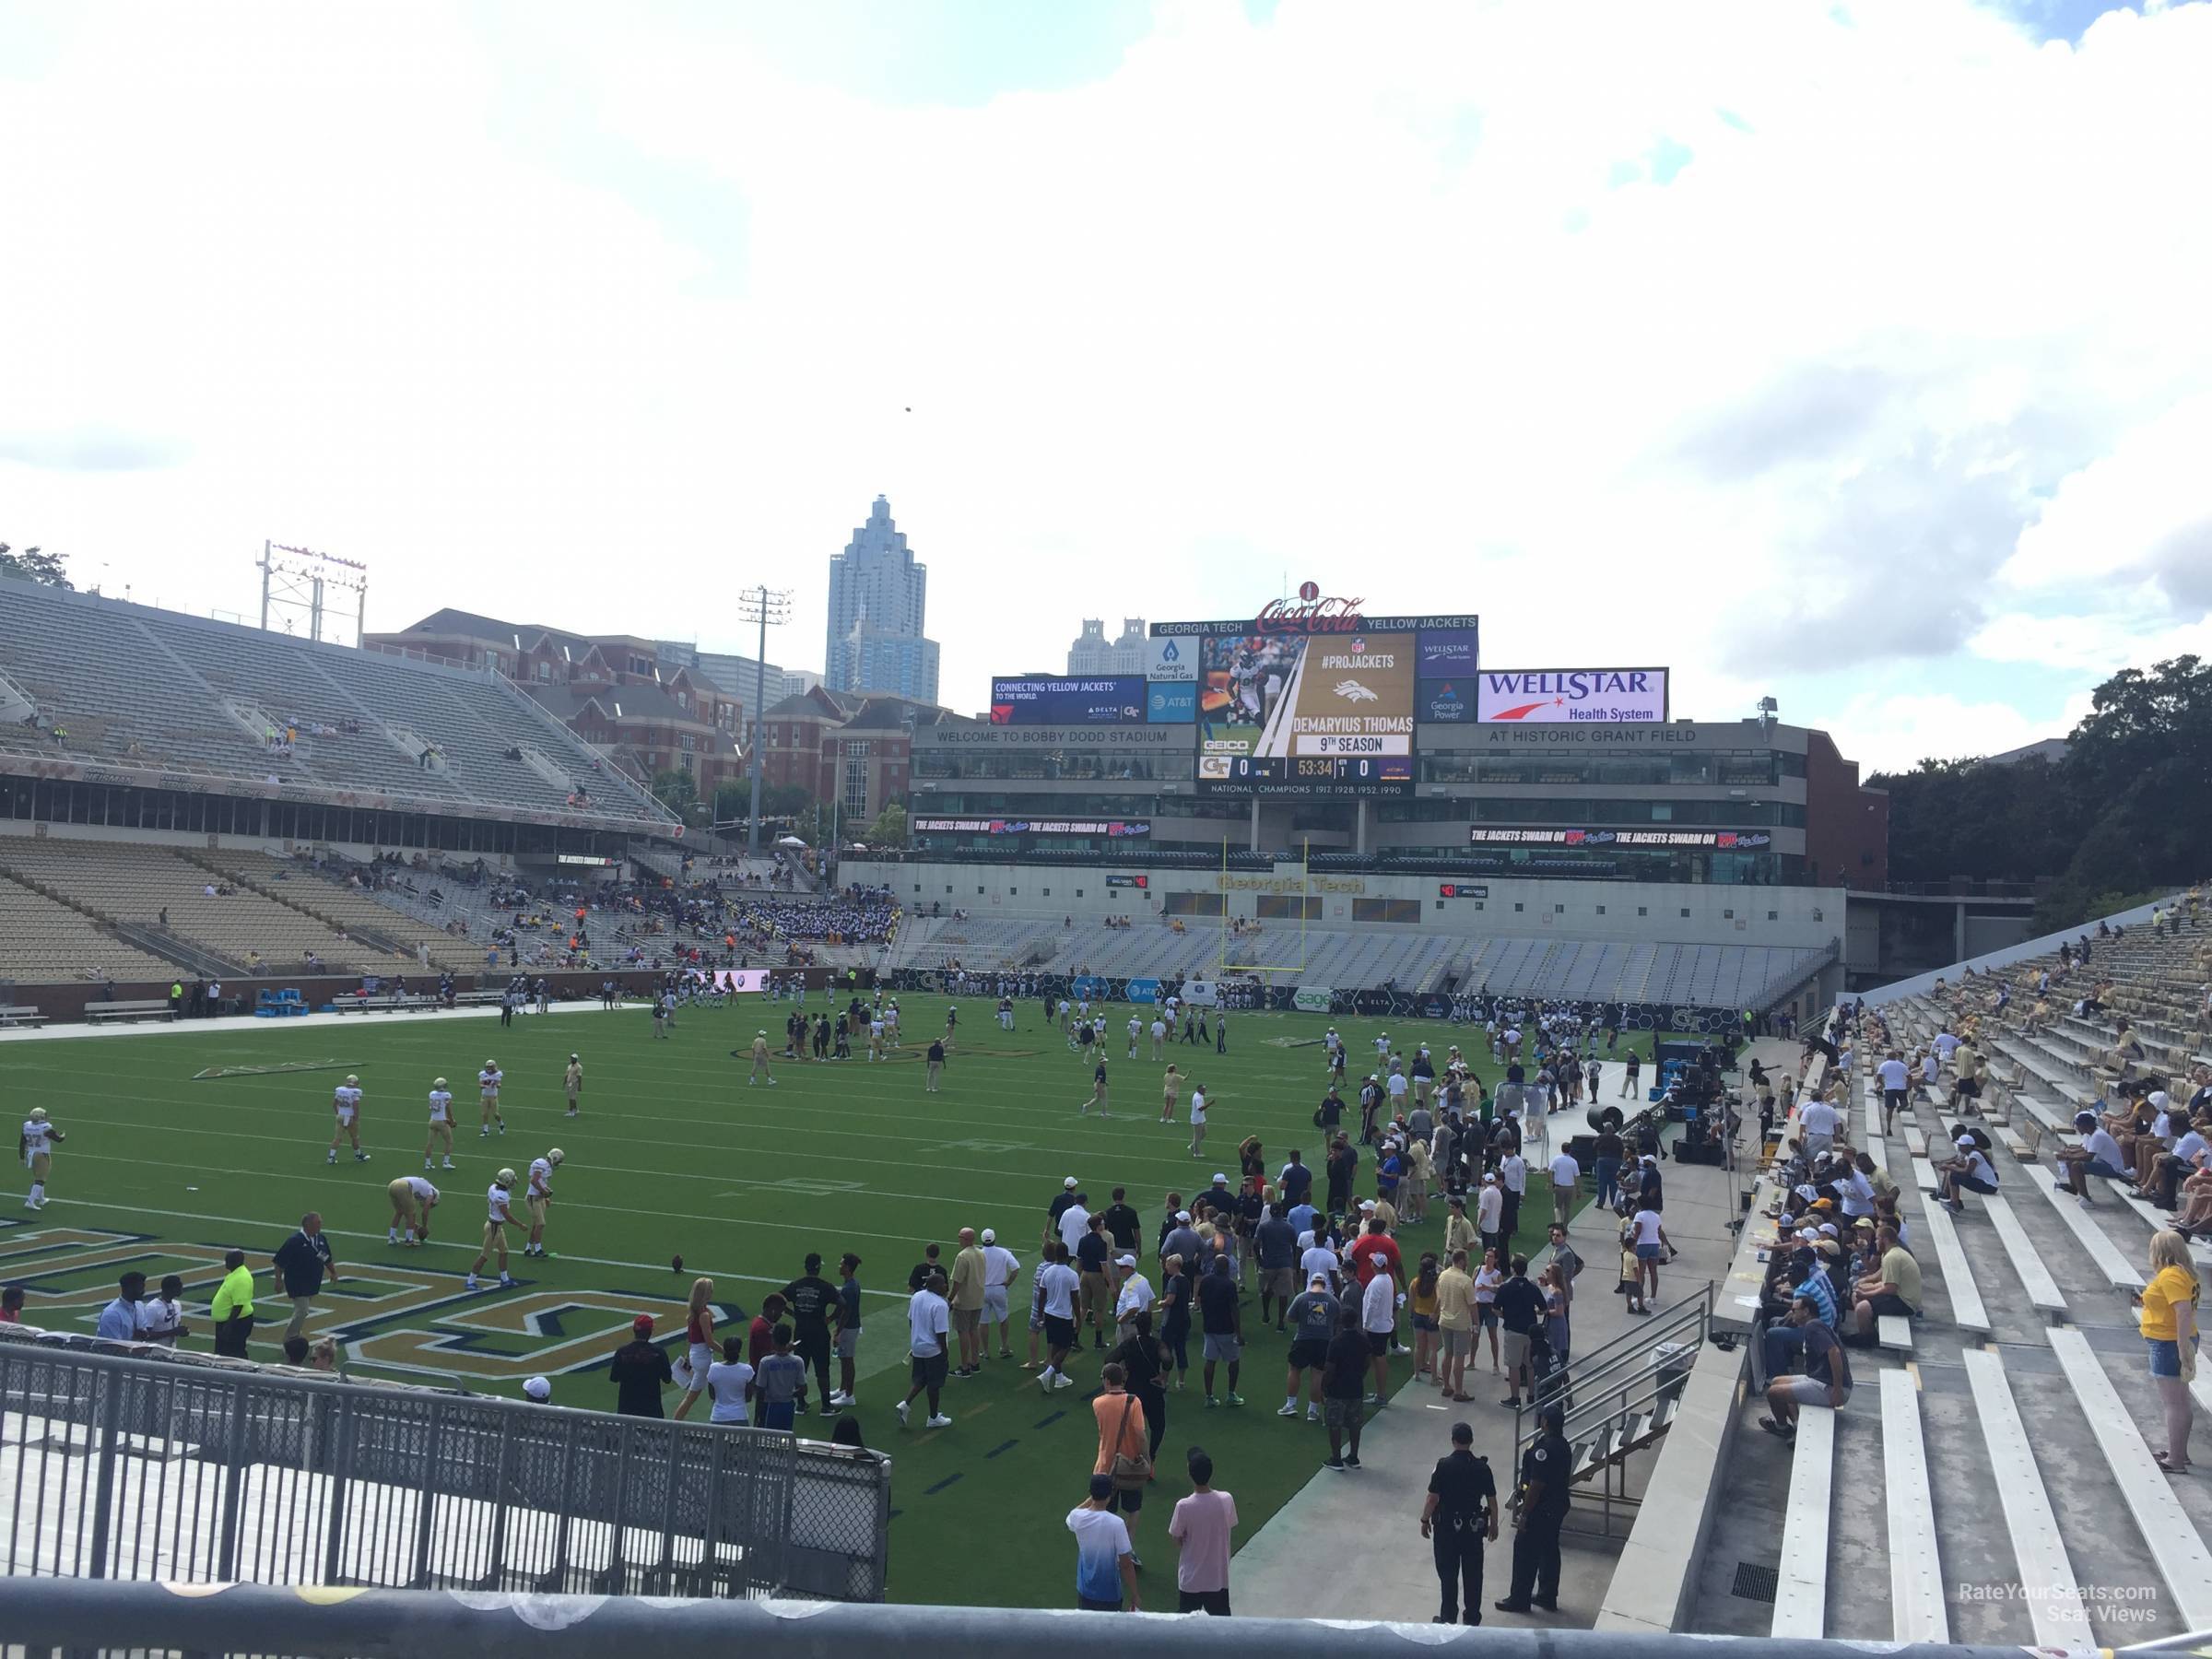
[
  {"x1": 2054, "y1": 1110, "x2": 2130, "y2": 1206},
  {"x1": 1846, "y1": 1221, "x2": 1920, "y2": 1345},
  {"x1": 0, "y1": 1284, "x2": 22, "y2": 1324},
  {"x1": 1759, "y1": 1294, "x2": 1852, "y2": 1438},
  {"x1": 2136, "y1": 1230, "x2": 2200, "y2": 1473},
  {"x1": 1932, "y1": 1134, "x2": 2000, "y2": 1215}
]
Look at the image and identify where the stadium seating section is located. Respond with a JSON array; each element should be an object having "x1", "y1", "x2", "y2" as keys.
[
  {"x1": 0, "y1": 870, "x2": 181, "y2": 983},
  {"x1": 888, "y1": 914, "x2": 1830, "y2": 1011},
  {"x1": 0, "y1": 578, "x2": 673, "y2": 826},
  {"x1": 0, "y1": 838, "x2": 426, "y2": 977},
  {"x1": 1650, "y1": 896, "x2": 2212, "y2": 1645}
]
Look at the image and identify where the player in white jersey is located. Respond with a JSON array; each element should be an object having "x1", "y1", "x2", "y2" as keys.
[
  {"x1": 523, "y1": 1148, "x2": 565, "y2": 1257},
  {"x1": 1126, "y1": 1014, "x2": 1142, "y2": 1061},
  {"x1": 478, "y1": 1061, "x2": 505, "y2": 1136},
  {"x1": 386, "y1": 1174, "x2": 439, "y2": 1244},
  {"x1": 1149, "y1": 1016, "x2": 1167, "y2": 1060},
  {"x1": 424, "y1": 1078, "x2": 456, "y2": 1170},
  {"x1": 327, "y1": 1075, "x2": 369, "y2": 1164},
  {"x1": 19, "y1": 1108, "x2": 64, "y2": 1210},
  {"x1": 884, "y1": 1001, "x2": 901, "y2": 1046},
  {"x1": 563, "y1": 1054, "x2": 583, "y2": 1118},
  {"x1": 466, "y1": 1171, "x2": 518, "y2": 1289}
]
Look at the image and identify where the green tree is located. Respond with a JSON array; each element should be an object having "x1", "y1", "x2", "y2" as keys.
[
  {"x1": 1872, "y1": 653, "x2": 2210, "y2": 931},
  {"x1": 651, "y1": 766, "x2": 698, "y2": 817},
  {"x1": 864, "y1": 803, "x2": 908, "y2": 844},
  {"x1": 762, "y1": 782, "x2": 814, "y2": 818},
  {"x1": 0, "y1": 544, "x2": 71, "y2": 588}
]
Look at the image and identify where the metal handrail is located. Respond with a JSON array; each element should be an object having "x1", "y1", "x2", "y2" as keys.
[
  {"x1": 1512, "y1": 1279, "x2": 1713, "y2": 1466},
  {"x1": 0, "y1": 1579, "x2": 2045, "y2": 1656}
]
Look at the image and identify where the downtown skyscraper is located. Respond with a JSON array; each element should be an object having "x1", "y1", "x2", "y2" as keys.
[{"x1": 824, "y1": 494, "x2": 940, "y2": 704}]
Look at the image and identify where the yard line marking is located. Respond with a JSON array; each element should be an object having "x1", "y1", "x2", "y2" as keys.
[
  {"x1": 24, "y1": 1176, "x2": 935, "y2": 1276},
  {"x1": 20, "y1": 1079, "x2": 1298, "y2": 1178},
  {"x1": 2, "y1": 1212, "x2": 915, "y2": 1300},
  {"x1": 29, "y1": 1115, "x2": 1200, "y2": 1217}
]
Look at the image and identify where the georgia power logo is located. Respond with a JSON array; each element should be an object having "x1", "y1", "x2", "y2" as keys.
[{"x1": 1334, "y1": 680, "x2": 1380, "y2": 702}]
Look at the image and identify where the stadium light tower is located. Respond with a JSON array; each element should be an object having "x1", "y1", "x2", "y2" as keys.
[
  {"x1": 258, "y1": 542, "x2": 369, "y2": 646},
  {"x1": 736, "y1": 584, "x2": 794, "y2": 854}
]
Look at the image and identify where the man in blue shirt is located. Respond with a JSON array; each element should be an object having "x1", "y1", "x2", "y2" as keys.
[
  {"x1": 1760, "y1": 1245, "x2": 1838, "y2": 1383},
  {"x1": 95, "y1": 1272, "x2": 147, "y2": 1343}
]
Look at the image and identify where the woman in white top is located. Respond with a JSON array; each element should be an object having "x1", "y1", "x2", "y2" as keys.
[
  {"x1": 705, "y1": 1336, "x2": 755, "y2": 1425},
  {"x1": 1630, "y1": 1207, "x2": 1674, "y2": 1303}
]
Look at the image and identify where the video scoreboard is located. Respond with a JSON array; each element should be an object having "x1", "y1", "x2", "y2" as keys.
[
  {"x1": 1151, "y1": 606, "x2": 1478, "y2": 797},
  {"x1": 982, "y1": 589, "x2": 1559, "y2": 798}
]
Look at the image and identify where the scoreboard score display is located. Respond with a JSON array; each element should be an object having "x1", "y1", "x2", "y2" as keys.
[{"x1": 1154, "y1": 603, "x2": 1478, "y2": 797}]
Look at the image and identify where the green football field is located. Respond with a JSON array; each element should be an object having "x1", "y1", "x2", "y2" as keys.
[{"x1": 0, "y1": 994, "x2": 1653, "y2": 1606}]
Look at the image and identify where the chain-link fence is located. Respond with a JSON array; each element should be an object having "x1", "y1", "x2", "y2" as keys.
[{"x1": 0, "y1": 1328, "x2": 888, "y2": 1599}]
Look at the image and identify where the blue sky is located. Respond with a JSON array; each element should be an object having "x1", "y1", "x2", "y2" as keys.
[{"x1": 3, "y1": 0, "x2": 2207, "y2": 771}]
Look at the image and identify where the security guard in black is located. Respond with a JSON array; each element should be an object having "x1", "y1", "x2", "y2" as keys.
[
  {"x1": 1421, "y1": 1422, "x2": 1498, "y2": 1625},
  {"x1": 1498, "y1": 1406, "x2": 1571, "y2": 1613}
]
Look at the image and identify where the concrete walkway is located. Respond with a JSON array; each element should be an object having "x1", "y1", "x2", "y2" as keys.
[{"x1": 1229, "y1": 1039, "x2": 1782, "y2": 1625}]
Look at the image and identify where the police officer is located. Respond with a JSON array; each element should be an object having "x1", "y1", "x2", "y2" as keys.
[
  {"x1": 1420, "y1": 1419, "x2": 1498, "y2": 1625},
  {"x1": 1497, "y1": 1403, "x2": 1570, "y2": 1613}
]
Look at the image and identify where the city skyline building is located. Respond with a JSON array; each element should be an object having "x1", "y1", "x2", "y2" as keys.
[{"x1": 824, "y1": 494, "x2": 940, "y2": 704}]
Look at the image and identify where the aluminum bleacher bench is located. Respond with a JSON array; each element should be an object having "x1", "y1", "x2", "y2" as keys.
[
  {"x1": 1961, "y1": 1347, "x2": 2092, "y2": 1649},
  {"x1": 1878, "y1": 1371, "x2": 1948, "y2": 1643},
  {"x1": 1770, "y1": 1403, "x2": 1834, "y2": 1638},
  {"x1": 2031, "y1": 1166, "x2": 2147, "y2": 1291},
  {"x1": 1907, "y1": 1155, "x2": 1993, "y2": 1334},
  {"x1": 2048, "y1": 1326, "x2": 2212, "y2": 1629},
  {"x1": 86, "y1": 1000, "x2": 173, "y2": 1024},
  {"x1": 0, "y1": 1006, "x2": 48, "y2": 1029},
  {"x1": 1876, "y1": 1314, "x2": 1913, "y2": 1352},
  {"x1": 1980, "y1": 1194, "x2": 2068, "y2": 1321}
]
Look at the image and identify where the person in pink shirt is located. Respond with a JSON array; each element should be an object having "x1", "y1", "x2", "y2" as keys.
[{"x1": 1167, "y1": 1449, "x2": 1239, "y2": 1615}]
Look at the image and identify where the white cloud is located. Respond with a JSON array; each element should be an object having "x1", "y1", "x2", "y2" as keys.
[
  {"x1": 2, "y1": 0, "x2": 2208, "y2": 769},
  {"x1": 1834, "y1": 688, "x2": 2098, "y2": 773},
  {"x1": 1968, "y1": 606, "x2": 2212, "y2": 674},
  {"x1": 1998, "y1": 394, "x2": 2212, "y2": 606}
]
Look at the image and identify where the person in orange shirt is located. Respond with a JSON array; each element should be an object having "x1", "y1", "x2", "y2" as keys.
[{"x1": 1091, "y1": 1361, "x2": 1153, "y2": 1564}]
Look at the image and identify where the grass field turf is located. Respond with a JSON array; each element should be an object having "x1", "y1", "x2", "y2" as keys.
[{"x1": 0, "y1": 996, "x2": 1653, "y2": 1606}]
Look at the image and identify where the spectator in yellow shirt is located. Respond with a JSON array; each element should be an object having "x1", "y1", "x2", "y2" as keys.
[
  {"x1": 2137, "y1": 1230, "x2": 2201, "y2": 1474},
  {"x1": 210, "y1": 1249, "x2": 256, "y2": 1359}
]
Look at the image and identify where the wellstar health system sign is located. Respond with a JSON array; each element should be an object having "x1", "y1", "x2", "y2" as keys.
[{"x1": 1476, "y1": 668, "x2": 1669, "y2": 724}]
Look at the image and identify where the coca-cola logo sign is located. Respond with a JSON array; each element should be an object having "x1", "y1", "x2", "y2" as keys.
[{"x1": 1253, "y1": 594, "x2": 1368, "y2": 635}]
